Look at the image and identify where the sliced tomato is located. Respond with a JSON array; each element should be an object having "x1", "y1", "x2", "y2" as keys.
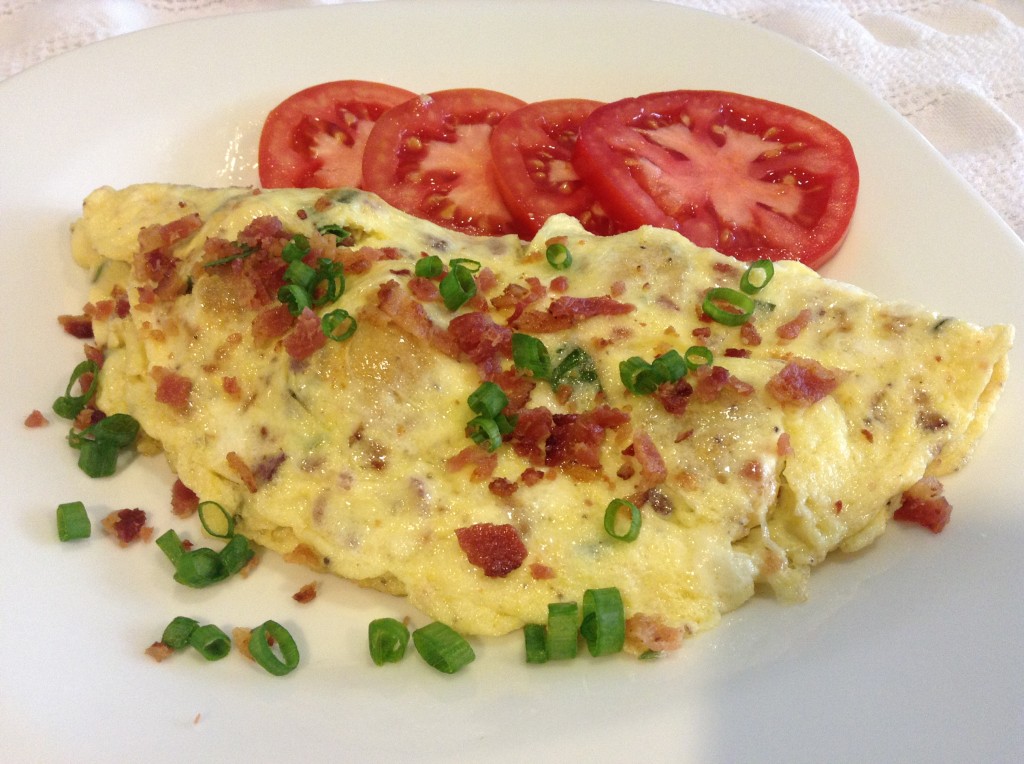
[
  {"x1": 361, "y1": 88, "x2": 527, "y2": 237},
  {"x1": 258, "y1": 80, "x2": 416, "y2": 189},
  {"x1": 573, "y1": 90, "x2": 859, "y2": 267},
  {"x1": 490, "y1": 98, "x2": 618, "y2": 237}
]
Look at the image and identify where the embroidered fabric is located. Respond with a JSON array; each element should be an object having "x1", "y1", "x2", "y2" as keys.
[{"x1": 1, "y1": 0, "x2": 1020, "y2": 238}]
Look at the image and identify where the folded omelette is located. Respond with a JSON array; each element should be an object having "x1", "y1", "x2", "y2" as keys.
[{"x1": 70, "y1": 184, "x2": 1012, "y2": 649}]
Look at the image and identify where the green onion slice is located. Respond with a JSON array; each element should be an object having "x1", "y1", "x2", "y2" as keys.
[
  {"x1": 197, "y1": 501, "x2": 234, "y2": 539},
  {"x1": 580, "y1": 588, "x2": 626, "y2": 657},
  {"x1": 552, "y1": 346, "x2": 600, "y2": 388},
  {"x1": 702, "y1": 287, "x2": 755, "y2": 326},
  {"x1": 56, "y1": 501, "x2": 91, "y2": 541},
  {"x1": 284, "y1": 259, "x2": 317, "y2": 291},
  {"x1": 280, "y1": 234, "x2": 310, "y2": 263},
  {"x1": 218, "y1": 533, "x2": 255, "y2": 576},
  {"x1": 248, "y1": 620, "x2": 301, "y2": 676},
  {"x1": 545, "y1": 602, "x2": 579, "y2": 660},
  {"x1": 368, "y1": 618, "x2": 410, "y2": 666},
  {"x1": 414, "y1": 255, "x2": 444, "y2": 278},
  {"x1": 155, "y1": 528, "x2": 185, "y2": 565},
  {"x1": 278, "y1": 284, "x2": 312, "y2": 316},
  {"x1": 161, "y1": 616, "x2": 200, "y2": 650},
  {"x1": 511, "y1": 333, "x2": 552, "y2": 381},
  {"x1": 317, "y1": 223, "x2": 350, "y2": 240},
  {"x1": 467, "y1": 416, "x2": 503, "y2": 452},
  {"x1": 650, "y1": 349, "x2": 687, "y2": 383},
  {"x1": 412, "y1": 622, "x2": 475, "y2": 674},
  {"x1": 683, "y1": 345, "x2": 714, "y2": 372},
  {"x1": 545, "y1": 242, "x2": 572, "y2": 270},
  {"x1": 53, "y1": 360, "x2": 99, "y2": 419},
  {"x1": 603, "y1": 498, "x2": 642, "y2": 542},
  {"x1": 449, "y1": 257, "x2": 481, "y2": 273},
  {"x1": 322, "y1": 309, "x2": 357, "y2": 341},
  {"x1": 439, "y1": 263, "x2": 477, "y2": 311},
  {"x1": 75, "y1": 440, "x2": 118, "y2": 478},
  {"x1": 468, "y1": 381, "x2": 509, "y2": 419},
  {"x1": 524, "y1": 623, "x2": 548, "y2": 664},
  {"x1": 740, "y1": 259, "x2": 775, "y2": 295},
  {"x1": 310, "y1": 259, "x2": 345, "y2": 307},
  {"x1": 188, "y1": 623, "x2": 232, "y2": 661},
  {"x1": 173, "y1": 546, "x2": 229, "y2": 588}
]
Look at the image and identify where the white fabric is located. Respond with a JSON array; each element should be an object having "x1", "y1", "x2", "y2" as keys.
[{"x1": 2, "y1": 0, "x2": 1021, "y2": 240}]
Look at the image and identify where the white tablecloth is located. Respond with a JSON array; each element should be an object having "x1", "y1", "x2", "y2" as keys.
[{"x1": 2, "y1": 0, "x2": 1021, "y2": 241}]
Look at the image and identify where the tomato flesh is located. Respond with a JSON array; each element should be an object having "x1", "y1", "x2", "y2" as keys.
[
  {"x1": 490, "y1": 99, "x2": 617, "y2": 237},
  {"x1": 361, "y1": 88, "x2": 527, "y2": 237},
  {"x1": 573, "y1": 90, "x2": 859, "y2": 266},
  {"x1": 258, "y1": 80, "x2": 415, "y2": 189}
]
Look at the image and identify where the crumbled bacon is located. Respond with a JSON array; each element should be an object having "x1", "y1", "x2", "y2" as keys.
[
  {"x1": 340, "y1": 245, "x2": 401, "y2": 275},
  {"x1": 692, "y1": 365, "x2": 755, "y2": 403},
  {"x1": 893, "y1": 476, "x2": 952, "y2": 533},
  {"x1": 170, "y1": 479, "x2": 199, "y2": 517},
  {"x1": 24, "y1": 409, "x2": 49, "y2": 428},
  {"x1": 509, "y1": 295, "x2": 635, "y2": 333},
  {"x1": 740, "y1": 321, "x2": 762, "y2": 346},
  {"x1": 724, "y1": 348, "x2": 751, "y2": 358},
  {"x1": 135, "y1": 213, "x2": 202, "y2": 300},
  {"x1": 550, "y1": 275, "x2": 569, "y2": 293},
  {"x1": 455, "y1": 522, "x2": 528, "y2": 577},
  {"x1": 448, "y1": 312, "x2": 512, "y2": 376},
  {"x1": 488, "y1": 369, "x2": 537, "y2": 410},
  {"x1": 447, "y1": 444, "x2": 499, "y2": 481},
  {"x1": 227, "y1": 451, "x2": 258, "y2": 493},
  {"x1": 292, "y1": 582, "x2": 319, "y2": 603},
  {"x1": 509, "y1": 408, "x2": 554, "y2": 465},
  {"x1": 776, "y1": 308, "x2": 813, "y2": 340},
  {"x1": 632, "y1": 431, "x2": 668, "y2": 487},
  {"x1": 653, "y1": 378, "x2": 694, "y2": 415},
  {"x1": 145, "y1": 642, "x2": 175, "y2": 662},
  {"x1": 488, "y1": 477, "x2": 518, "y2": 497},
  {"x1": 777, "y1": 432, "x2": 794, "y2": 456},
  {"x1": 102, "y1": 508, "x2": 151, "y2": 547},
  {"x1": 408, "y1": 275, "x2": 442, "y2": 302},
  {"x1": 765, "y1": 357, "x2": 843, "y2": 406},
  {"x1": 58, "y1": 313, "x2": 94, "y2": 339},
  {"x1": 151, "y1": 366, "x2": 192, "y2": 412},
  {"x1": 520, "y1": 467, "x2": 544, "y2": 486},
  {"x1": 546, "y1": 405, "x2": 630, "y2": 470},
  {"x1": 376, "y1": 280, "x2": 458, "y2": 357},
  {"x1": 625, "y1": 613, "x2": 685, "y2": 653},
  {"x1": 252, "y1": 304, "x2": 294, "y2": 344},
  {"x1": 222, "y1": 376, "x2": 242, "y2": 398},
  {"x1": 529, "y1": 562, "x2": 556, "y2": 580},
  {"x1": 490, "y1": 277, "x2": 547, "y2": 311},
  {"x1": 284, "y1": 307, "x2": 327, "y2": 361},
  {"x1": 253, "y1": 452, "x2": 287, "y2": 484}
]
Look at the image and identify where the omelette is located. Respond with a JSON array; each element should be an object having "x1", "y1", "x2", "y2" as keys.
[{"x1": 69, "y1": 184, "x2": 1012, "y2": 650}]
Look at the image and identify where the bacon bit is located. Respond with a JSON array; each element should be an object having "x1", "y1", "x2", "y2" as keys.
[
  {"x1": 283, "y1": 543, "x2": 326, "y2": 571},
  {"x1": 222, "y1": 376, "x2": 242, "y2": 398},
  {"x1": 777, "y1": 432, "x2": 794, "y2": 456},
  {"x1": 675, "y1": 429, "x2": 694, "y2": 443},
  {"x1": 254, "y1": 452, "x2": 287, "y2": 485},
  {"x1": 24, "y1": 409, "x2": 49, "y2": 428},
  {"x1": 632, "y1": 431, "x2": 668, "y2": 487},
  {"x1": 408, "y1": 275, "x2": 441, "y2": 302},
  {"x1": 446, "y1": 444, "x2": 498, "y2": 481},
  {"x1": 740, "y1": 322, "x2": 762, "y2": 346},
  {"x1": 232, "y1": 627, "x2": 254, "y2": 661},
  {"x1": 609, "y1": 280, "x2": 627, "y2": 298},
  {"x1": 691, "y1": 326, "x2": 711, "y2": 341},
  {"x1": 455, "y1": 523, "x2": 528, "y2": 577},
  {"x1": 529, "y1": 562, "x2": 556, "y2": 580},
  {"x1": 489, "y1": 369, "x2": 536, "y2": 411},
  {"x1": 284, "y1": 307, "x2": 327, "y2": 361},
  {"x1": 617, "y1": 463, "x2": 636, "y2": 480},
  {"x1": 227, "y1": 451, "x2": 258, "y2": 493},
  {"x1": 476, "y1": 267, "x2": 499, "y2": 294},
  {"x1": 692, "y1": 365, "x2": 754, "y2": 403},
  {"x1": 73, "y1": 407, "x2": 103, "y2": 431},
  {"x1": 545, "y1": 405, "x2": 630, "y2": 470},
  {"x1": 490, "y1": 277, "x2": 547, "y2": 311},
  {"x1": 741, "y1": 460, "x2": 763, "y2": 481},
  {"x1": 252, "y1": 304, "x2": 294, "y2": 345},
  {"x1": 724, "y1": 348, "x2": 751, "y2": 358},
  {"x1": 765, "y1": 357, "x2": 843, "y2": 406},
  {"x1": 625, "y1": 613, "x2": 685, "y2": 653},
  {"x1": 508, "y1": 407, "x2": 554, "y2": 465},
  {"x1": 84, "y1": 343, "x2": 105, "y2": 368},
  {"x1": 58, "y1": 313, "x2": 94, "y2": 339},
  {"x1": 510, "y1": 295, "x2": 635, "y2": 333},
  {"x1": 550, "y1": 275, "x2": 570, "y2": 293},
  {"x1": 313, "y1": 195, "x2": 332, "y2": 212},
  {"x1": 653, "y1": 378, "x2": 694, "y2": 415},
  {"x1": 376, "y1": 280, "x2": 459, "y2": 357},
  {"x1": 488, "y1": 477, "x2": 518, "y2": 497},
  {"x1": 448, "y1": 312, "x2": 512, "y2": 376},
  {"x1": 150, "y1": 366, "x2": 192, "y2": 412},
  {"x1": 646, "y1": 486, "x2": 675, "y2": 516},
  {"x1": 170, "y1": 479, "x2": 199, "y2": 517},
  {"x1": 520, "y1": 467, "x2": 544, "y2": 486},
  {"x1": 893, "y1": 476, "x2": 952, "y2": 533},
  {"x1": 861, "y1": 428, "x2": 874, "y2": 443},
  {"x1": 834, "y1": 500, "x2": 844, "y2": 514},
  {"x1": 292, "y1": 582, "x2": 319, "y2": 604},
  {"x1": 776, "y1": 308, "x2": 813, "y2": 340},
  {"x1": 102, "y1": 508, "x2": 151, "y2": 546},
  {"x1": 145, "y1": 642, "x2": 175, "y2": 662}
]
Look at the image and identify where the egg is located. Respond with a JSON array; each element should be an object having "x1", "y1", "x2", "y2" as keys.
[{"x1": 71, "y1": 184, "x2": 1012, "y2": 648}]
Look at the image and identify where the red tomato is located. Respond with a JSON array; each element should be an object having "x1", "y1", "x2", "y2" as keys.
[
  {"x1": 490, "y1": 99, "x2": 618, "y2": 237},
  {"x1": 573, "y1": 90, "x2": 859, "y2": 267},
  {"x1": 258, "y1": 80, "x2": 415, "y2": 189},
  {"x1": 361, "y1": 88, "x2": 527, "y2": 236}
]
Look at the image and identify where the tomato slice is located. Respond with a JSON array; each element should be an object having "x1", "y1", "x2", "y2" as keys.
[
  {"x1": 258, "y1": 80, "x2": 416, "y2": 189},
  {"x1": 490, "y1": 99, "x2": 618, "y2": 237},
  {"x1": 361, "y1": 88, "x2": 527, "y2": 237},
  {"x1": 573, "y1": 90, "x2": 859, "y2": 267}
]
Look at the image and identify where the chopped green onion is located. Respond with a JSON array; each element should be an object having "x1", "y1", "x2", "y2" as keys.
[
  {"x1": 248, "y1": 620, "x2": 301, "y2": 676},
  {"x1": 580, "y1": 588, "x2": 626, "y2": 657},
  {"x1": 449, "y1": 257, "x2": 481, "y2": 273},
  {"x1": 524, "y1": 623, "x2": 548, "y2": 664},
  {"x1": 309, "y1": 259, "x2": 345, "y2": 307},
  {"x1": 56, "y1": 501, "x2": 91, "y2": 541},
  {"x1": 218, "y1": 533, "x2": 255, "y2": 576},
  {"x1": 87, "y1": 413, "x2": 140, "y2": 448},
  {"x1": 415, "y1": 255, "x2": 443, "y2": 278},
  {"x1": 545, "y1": 602, "x2": 579, "y2": 660},
  {"x1": 619, "y1": 356, "x2": 655, "y2": 395},
  {"x1": 322, "y1": 309, "x2": 357, "y2": 341},
  {"x1": 278, "y1": 284, "x2": 312, "y2": 316},
  {"x1": 467, "y1": 415, "x2": 503, "y2": 452},
  {"x1": 280, "y1": 234, "x2": 311, "y2": 263},
  {"x1": 53, "y1": 360, "x2": 99, "y2": 419},
  {"x1": 284, "y1": 259, "x2": 317, "y2": 290},
  {"x1": 67, "y1": 413, "x2": 140, "y2": 478},
  {"x1": 161, "y1": 616, "x2": 199, "y2": 650},
  {"x1": 603, "y1": 498, "x2": 642, "y2": 542},
  {"x1": 75, "y1": 440, "x2": 119, "y2": 477},
  {"x1": 439, "y1": 263, "x2": 477, "y2": 311},
  {"x1": 740, "y1": 259, "x2": 774, "y2": 295},
  {"x1": 702, "y1": 287, "x2": 755, "y2": 326},
  {"x1": 368, "y1": 618, "x2": 410, "y2": 666},
  {"x1": 650, "y1": 349, "x2": 688, "y2": 382},
  {"x1": 551, "y1": 346, "x2": 600, "y2": 388},
  {"x1": 468, "y1": 381, "x2": 509, "y2": 419},
  {"x1": 683, "y1": 345, "x2": 714, "y2": 371},
  {"x1": 511, "y1": 333, "x2": 552, "y2": 381},
  {"x1": 545, "y1": 243, "x2": 572, "y2": 270},
  {"x1": 173, "y1": 546, "x2": 229, "y2": 588},
  {"x1": 197, "y1": 501, "x2": 234, "y2": 539},
  {"x1": 188, "y1": 623, "x2": 232, "y2": 661},
  {"x1": 317, "y1": 223, "x2": 350, "y2": 240},
  {"x1": 412, "y1": 622, "x2": 475, "y2": 674},
  {"x1": 155, "y1": 528, "x2": 185, "y2": 565}
]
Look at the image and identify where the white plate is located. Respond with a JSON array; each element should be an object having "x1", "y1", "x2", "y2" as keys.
[{"x1": 1, "y1": 1, "x2": 1021, "y2": 761}]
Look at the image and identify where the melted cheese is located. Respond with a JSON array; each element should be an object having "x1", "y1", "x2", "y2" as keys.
[{"x1": 71, "y1": 184, "x2": 1013, "y2": 641}]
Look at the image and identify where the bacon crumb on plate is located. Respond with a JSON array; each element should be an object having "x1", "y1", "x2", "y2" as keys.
[{"x1": 24, "y1": 409, "x2": 49, "y2": 427}]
